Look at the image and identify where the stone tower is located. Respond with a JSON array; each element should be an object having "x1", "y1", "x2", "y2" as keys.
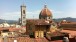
[{"x1": 21, "y1": 4, "x2": 26, "y2": 26}]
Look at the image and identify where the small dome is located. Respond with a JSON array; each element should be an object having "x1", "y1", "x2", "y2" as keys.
[{"x1": 40, "y1": 5, "x2": 52, "y2": 17}]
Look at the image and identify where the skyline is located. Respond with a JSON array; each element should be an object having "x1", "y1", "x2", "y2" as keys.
[{"x1": 0, "y1": 0, "x2": 76, "y2": 20}]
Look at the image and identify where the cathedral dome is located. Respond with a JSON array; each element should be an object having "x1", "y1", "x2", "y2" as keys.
[{"x1": 40, "y1": 5, "x2": 52, "y2": 17}]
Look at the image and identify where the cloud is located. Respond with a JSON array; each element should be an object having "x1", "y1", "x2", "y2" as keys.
[
  {"x1": 0, "y1": 12, "x2": 20, "y2": 20},
  {"x1": 26, "y1": 9, "x2": 63, "y2": 19},
  {"x1": 51, "y1": 10, "x2": 63, "y2": 14},
  {"x1": 26, "y1": 10, "x2": 40, "y2": 19},
  {"x1": 65, "y1": 11, "x2": 76, "y2": 18},
  {"x1": 50, "y1": 9, "x2": 76, "y2": 18},
  {"x1": 53, "y1": 10, "x2": 76, "y2": 19},
  {"x1": 27, "y1": 10, "x2": 40, "y2": 14},
  {"x1": 50, "y1": 9, "x2": 64, "y2": 18},
  {"x1": 0, "y1": 9, "x2": 65, "y2": 20},
  {"x1": 0, "y1": 10, "x2": 40, "y2": 20}
]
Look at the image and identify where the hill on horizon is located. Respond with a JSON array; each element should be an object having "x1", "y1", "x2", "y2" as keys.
[
  {"x1": 0, "y1": 17, "x2": 76, "y2": 24},
  {"x1": 0, "y1": 19, "x2": 17, "y2": 24},
  {"x1": 53, "y1": 17, "x2": 76, "y2": 22}
]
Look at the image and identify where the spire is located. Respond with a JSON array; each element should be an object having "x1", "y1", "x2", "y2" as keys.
[
  {"x1": 44, "y1": 4, "x2": 47, "y2": 8},
  {"x1": 21, "y1": 0, "x2": 26, "y2": 7}
]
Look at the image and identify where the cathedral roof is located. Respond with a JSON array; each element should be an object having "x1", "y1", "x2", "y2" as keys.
[
  {"x1": 40, "y1": 5, "x2": 52, "y2": 17},
  {"x1": 26, "y1": 19, "x2": 52, "y2": 25}
]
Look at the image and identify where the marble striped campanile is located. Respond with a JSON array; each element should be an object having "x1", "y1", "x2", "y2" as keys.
[{"x1": 21, "y1": 4, "x2": 26, "y2": 26}]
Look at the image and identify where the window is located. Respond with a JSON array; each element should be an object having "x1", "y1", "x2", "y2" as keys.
[
  {"x1": 23, "y1": 17, "x2": 25, "y2": 19},
  {"x1": 23, "y1": 10, "x2": 25, "y2": 14},
  {"x1": 23, "y1": 21, "x2": 25, "y2": 23},
  {"x1": 47, "y1": 17, "x2": 50, "y2": 20}
]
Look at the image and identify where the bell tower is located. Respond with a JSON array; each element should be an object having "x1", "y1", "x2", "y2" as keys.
[{"x1": 21, "y1": 4, "x2": 26, "y2": 26}]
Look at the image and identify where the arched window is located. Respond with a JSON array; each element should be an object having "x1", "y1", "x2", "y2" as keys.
[
  {"x1": 23, "y1": 10, "x2": 25, "y2": 14},
  {"x1": 47, "y1": 17, "x2": 50, "y2": 20},
  {"x1": 23, "y1": 17, "x2": 25, "y2": 19},
  {"x1": 23, "y1": 21, "x2": 25, "y2": 23}
]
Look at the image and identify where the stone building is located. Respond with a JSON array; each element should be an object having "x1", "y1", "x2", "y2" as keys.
[
  {"x1": 59, "y1": 20, "x2": 76, "y2": 30},
  {"x1": 0, "y1": 3, "x2": 71, "y2": 42},
  {"x1": 20, "y1": 4, "x2": 26, "y2": 26},
  {"x1": 26, "y1": 5, "x2": 58, "y2": 38}
]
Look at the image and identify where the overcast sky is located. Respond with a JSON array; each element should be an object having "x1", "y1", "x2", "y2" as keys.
[{"x1": 0, "y1": 0, "x2": 76, "y2": 20}]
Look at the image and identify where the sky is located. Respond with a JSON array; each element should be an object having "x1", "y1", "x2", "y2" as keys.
[{"x1": 0, "y1": 0, "x2": 76, "y2": 20}]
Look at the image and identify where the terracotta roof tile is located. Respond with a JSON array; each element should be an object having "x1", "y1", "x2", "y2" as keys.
[
  {"x1": 61, "y1": 30, "x2": 76, "y2": 38},
  {"x1": 27, "y1": 19, "x2": 51, "y2": 25},
  {"x1": 51, "y1": 40, "x2": 63, "y2": 42},
  {"x1": 40, "y1": 6, "x2": 52, "y2": 17},
  {"x1": 0, "y1": 27, "x2": 22, "y2": 32}
]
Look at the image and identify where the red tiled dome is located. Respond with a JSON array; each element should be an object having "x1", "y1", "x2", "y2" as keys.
[{"x1": 40, "y1": 5, "x2": 52, "y2": 17}]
